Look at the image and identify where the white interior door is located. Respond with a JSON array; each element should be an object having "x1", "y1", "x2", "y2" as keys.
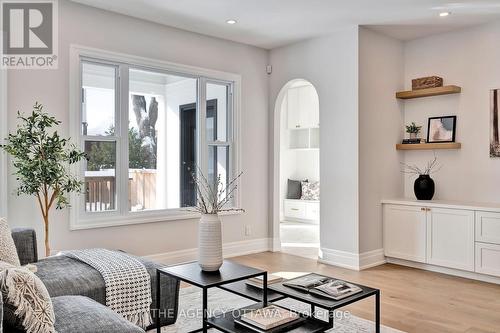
[
  {"x1": 427, "y1": 208, "x2": 475, "y2": 271},
  {"x1": 383, "y1": 204, "x2": 427, "y2": 262}
]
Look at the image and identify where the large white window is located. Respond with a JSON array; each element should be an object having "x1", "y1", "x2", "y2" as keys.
[{"x1": 70, "y1": 46, "x2": 240, "y2": 229}]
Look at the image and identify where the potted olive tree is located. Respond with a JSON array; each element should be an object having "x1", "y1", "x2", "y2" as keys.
[{"x1": 2, "y1": 103, "x2": 86, "y2": 257}]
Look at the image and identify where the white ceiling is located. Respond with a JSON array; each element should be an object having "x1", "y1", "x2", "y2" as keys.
[{"x1": 71, "y1": 0, "x2": 500, "y2": 49}]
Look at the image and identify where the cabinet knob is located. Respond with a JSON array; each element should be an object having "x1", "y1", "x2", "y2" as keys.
[
  {"x1": 296, "y1": 125, "x2": 300, "y2": 128},
  {"x1": 421, "y1": 207, "x2": 426, "y2": 211},
  {"x1": 427, "y1": 208, "x2": 431, "y2": 212}
]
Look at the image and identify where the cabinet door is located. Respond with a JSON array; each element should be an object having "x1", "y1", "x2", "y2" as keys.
[
  {"x1": 284, "y1": 200, "x2": 306, "y2": 219},
  {"x1": 299, "y1": 85, "x2": 319, "y2": 128},
  {"x1": 305, "y1": 201, "x2": 320, "y2": 221},
  {"x1": 427, "y1": 208, "x2": 474, "y2": 271},
  {"x1": 383, "y1": 204, "x2": 427, "y2": 263},
  {"x1": 287, "y1": 87, "x2": 301, "y2": 129}
]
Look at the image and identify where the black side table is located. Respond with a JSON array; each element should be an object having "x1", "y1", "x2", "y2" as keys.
[{"x1": 156, "y1": 260, "x2": 268, "y2": 333}]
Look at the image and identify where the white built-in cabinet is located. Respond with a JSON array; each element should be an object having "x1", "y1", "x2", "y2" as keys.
[
  {"x1": 287, "y1": 85, "x2": 319, "y2": 130},
  {"x1": 283, "y1": 199, "x2": 320, "y2": 223},
  {"x1": 286, "y1": 85, "x2": 320, "y2": 150},
  {"x1": 383, "y1": 200, "x2": 500, "y2": 280}
]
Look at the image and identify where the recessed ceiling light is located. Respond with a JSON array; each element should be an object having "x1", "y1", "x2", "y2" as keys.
[
  {"x1": 226, "y1": 19, "x2": 237, "y2": 25},
  {"x1": 439, "y1": 12, "x2": 451, "y2": 17}
]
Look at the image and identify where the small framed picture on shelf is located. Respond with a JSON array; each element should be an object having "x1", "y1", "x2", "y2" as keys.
[{"x1": 427, "y1": 116, "x2": 456, "y2": 143}]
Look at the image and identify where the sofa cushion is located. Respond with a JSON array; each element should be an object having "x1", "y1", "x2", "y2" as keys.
[
  {"x1": 35, "y1": 254, "x2": 180, "y2": 328},
  {"x1": 0, "y1": 262, "x2": 56, "y2": 333},
  {"x1": 53, "y1": 295, "x2": 144, "y2": 333},
  {"x1": 0, "y1": 218, "x2": 21, "y2": 266}
]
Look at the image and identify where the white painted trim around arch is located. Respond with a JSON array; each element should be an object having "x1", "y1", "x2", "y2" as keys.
[{"x1": 270, "y1": 78, "x2": 320, "y2": 253}]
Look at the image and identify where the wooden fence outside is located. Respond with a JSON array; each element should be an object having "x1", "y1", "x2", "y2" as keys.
[{"x1": 85, "y1": 169, "x2": 157, "y2": 212}]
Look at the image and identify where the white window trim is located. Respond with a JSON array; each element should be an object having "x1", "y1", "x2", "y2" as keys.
[
  {"x1": 69, "y1": 45, "x2": 242, "y2": 230},
  {"x1": 0, "y1": 65, "x2": 7, "y2": 219}
]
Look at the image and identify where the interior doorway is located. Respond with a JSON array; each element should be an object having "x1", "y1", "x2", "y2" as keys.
[{"x1": 273, "y1": 79, "x2": 320, "y2": 259}]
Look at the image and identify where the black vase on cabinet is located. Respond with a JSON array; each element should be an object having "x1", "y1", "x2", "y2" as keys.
[{"x1": 414, "y1": 175, "x2": 435, "y2": 200}]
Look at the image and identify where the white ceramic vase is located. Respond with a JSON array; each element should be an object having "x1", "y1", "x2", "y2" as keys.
[{"x1": 198, "y1": 213, "x2": 223, "y2": 272}]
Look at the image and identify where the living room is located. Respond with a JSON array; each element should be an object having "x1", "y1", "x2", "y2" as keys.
[{"x1": 1, "y1": 0, "x2": 500, "y2": 332}]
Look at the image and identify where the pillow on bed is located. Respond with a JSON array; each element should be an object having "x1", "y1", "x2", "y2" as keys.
[{"x1": 0, "y1": 218, "x2": 21, "y2": 266}]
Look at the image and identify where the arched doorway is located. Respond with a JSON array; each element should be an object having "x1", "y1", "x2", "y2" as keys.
[{"x1": 272, "y1": 79, "x2": 320, "y2": 259}]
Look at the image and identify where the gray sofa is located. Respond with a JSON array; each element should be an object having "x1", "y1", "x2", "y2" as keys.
[{"x1": 2, "y1": 228, "x2": 180, "y2": 333}]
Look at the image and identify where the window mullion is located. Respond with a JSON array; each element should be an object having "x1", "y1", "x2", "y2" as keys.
[
  {"x1": 198, "y1": 77, "x2": 208, "y2": 177},
  {"x1": 118, "y1": 65, "x2": 130, "y2": 215}
]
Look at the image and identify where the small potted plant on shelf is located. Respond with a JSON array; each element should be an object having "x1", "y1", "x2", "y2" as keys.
[
  {"x1": 401, "y1": 156, "x2": 441, "y2": 200},
  {"x1": 187, "y1": 165, "x2": 244, "y2": 272},
  {"x1": 405, "y1": 122, "x2": 422, "y2": 140}
]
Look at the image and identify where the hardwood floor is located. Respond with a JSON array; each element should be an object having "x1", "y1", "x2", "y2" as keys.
[{"x1": 230, "y1": 251, "x2": 500, "y2": 333}]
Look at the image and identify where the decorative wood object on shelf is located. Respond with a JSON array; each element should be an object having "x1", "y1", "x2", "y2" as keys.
[
  {"x1": 396, "y1": 143, "x2": 461, "y2": 150},
  {"x1": 412, "y1": 76, "x2": 443, "y2": 90},
  {"x1": 396, "y1": 85, "x2": 461, "y2": 99}
]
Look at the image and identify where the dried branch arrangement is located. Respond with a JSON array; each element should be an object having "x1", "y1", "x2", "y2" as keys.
[
  {"x1": 186, "y1": 164, "x2": 244, "y2": 214},
  {"x1": 401, "y1": 156, "x2": 441, "y2": 176}
]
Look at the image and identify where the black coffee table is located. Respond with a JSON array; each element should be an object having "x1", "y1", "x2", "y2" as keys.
[
  {"x1": 158, "y1": 263, "x2": 380, "y2": 333},
  {"x1": 268, "y1": 273, "x2": 381, "y2": 333},
  {"x1": 156, "y1": 260, "x2": 269, "y2": 333}
]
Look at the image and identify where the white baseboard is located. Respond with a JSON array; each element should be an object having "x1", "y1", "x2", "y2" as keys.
[
  {"x1": 359, "y1": 249, "x2": 386, "y2": 270},
  {"x1": 145, "y1": 238, "x2": 271, "y2": 265},
  {"x1": 386, "y1": 257, "x2": 500, "y2": 285},
  {"x1": 272, "y1": 237, "x2": 281, "y2": 252},
  {"x1": 318, "y1": 248, "x2": 386, "y2": 271}
]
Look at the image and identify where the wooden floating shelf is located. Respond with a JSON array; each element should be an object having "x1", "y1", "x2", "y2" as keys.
[
  {"x1": 396, "y1": 143, "x2": 461, "y2": 150},
  {"x1": 396, "y1": 85, "x2": 462, "y2": 99}
]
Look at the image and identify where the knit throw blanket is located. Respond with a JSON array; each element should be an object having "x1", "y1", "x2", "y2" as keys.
[{"x1": 62, "y1": 249, "x2": 152, "y2": 329}]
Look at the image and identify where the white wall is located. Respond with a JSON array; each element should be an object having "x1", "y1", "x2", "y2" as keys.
[
  {"x1": 270, "y1": 27, "x2": 360, "y2": 254},
  {"x1": 6, "y1": 0, "x2": 269, "y2": 257},
  {"x1": 403, "y1": 21, "x2": 500, "y2": 202},
  {"x1": 358, "y1": 28, "x2": 404, "y2": 253}
]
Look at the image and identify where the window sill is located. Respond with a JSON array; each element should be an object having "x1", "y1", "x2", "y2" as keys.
[{"x1": 70, "y1": 209, "x2": 244, "y2": 231}]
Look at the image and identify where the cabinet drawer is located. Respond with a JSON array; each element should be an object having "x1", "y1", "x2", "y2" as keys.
[
  {"x1": 284, "y1": 200, "x2": 306, "y2": 219},
  {"x1": 475, "y1": 211, "x2": 500, "y2": 244},
  {"x1": 305, "y1": 202, "x2": 320, "y2": 221},
  {"x1": 475, "y1": 243, "x2": 500, "y2": 277}
]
